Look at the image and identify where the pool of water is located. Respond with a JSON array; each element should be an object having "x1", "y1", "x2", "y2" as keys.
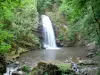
[{"x1": 17, "y1": 47, "x2": 88, "y2": 67}]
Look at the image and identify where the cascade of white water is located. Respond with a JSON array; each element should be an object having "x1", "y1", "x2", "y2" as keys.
[{"x1": 41, "y1": 15, "x2": 58, "y2": 49}]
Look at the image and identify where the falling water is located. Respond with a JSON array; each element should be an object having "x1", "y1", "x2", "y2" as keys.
[
  {"x1": 4, "y1": 67, "x2": 18, "y2": 75},
  {"x1": 4, "y1": 63, "x2": 19, "y2": 75},
  {"x1": 41, "y1": 15, "x2": 58, "y2": 49}
]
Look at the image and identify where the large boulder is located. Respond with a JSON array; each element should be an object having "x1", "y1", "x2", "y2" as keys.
[
  {"x1": 85, "y1": 42, "x2": 97, "y2": 52},
  {"x1": 78, "y1": 59, "x2": 98, "y2": 65},
  {"x1": 76, "y1": 39, "x2": 88, "y2": 47},
  {"x1": 30, "y1": 62, "x2": 77, "y2": 75},
  {"x1": 80, "y1": 67, "x2": 98, "y2": 75},
  {"x1": 30, "y1": 62, "x2": 62, "y2": 75},
  {"x1": 12, "y1": 71, "x2": 26, "y2": 75}
]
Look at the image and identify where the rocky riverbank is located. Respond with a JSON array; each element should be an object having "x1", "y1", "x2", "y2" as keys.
[
  {"x1": 2, "y1": 46, "x2": 100, "y2": 75},
  {"x1": 4, "y1": 57, "x2": 99, "y2": 75}
]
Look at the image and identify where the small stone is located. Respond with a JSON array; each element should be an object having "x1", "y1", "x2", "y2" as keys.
[
  {"x1": 17, "y1": 67, "x2": 22, "y2": 71},
  {"x1": 22, "y1": 60, "x2": 25, "y2": 62},
  {"x1": 15, "y1": 61, "x2": 20, "y2": 65},
  {"x1": 64, "y1": 59, "x2": 71, "y2": 63},
  {"x1": 25, "y1": 62, "x2": 28, "y2": 64}
]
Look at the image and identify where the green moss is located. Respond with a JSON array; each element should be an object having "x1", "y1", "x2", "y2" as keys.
[
  {"x1": 57, "y1": 63, "x2": 71, "y2": 72},
  {"x1": 30, "y1": 62, "x2": 76, "y2": 75}
]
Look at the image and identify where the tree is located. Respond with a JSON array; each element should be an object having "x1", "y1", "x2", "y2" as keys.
[
  {"x1": 0, "y1": 24, "x2": 13, "y2": 53},
  {"x1": 59, "y1": 0, "x2": 100, "y2": 44}
]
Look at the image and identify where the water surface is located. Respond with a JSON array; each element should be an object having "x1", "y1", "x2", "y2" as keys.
[{"x1": 17, "y1": 47, "x2": 88, "y2": 67}]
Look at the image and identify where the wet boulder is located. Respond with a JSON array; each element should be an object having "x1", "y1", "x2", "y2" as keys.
[
  {"x1": 12, "y1": 71, "x2": 27, "y2": 75},
  {"x1": 85, "y1": 42, "x2": 97, "y2": 52},
  {"x1": 30, "y1": 62, "x2": 62, "y2": 75},
  {"x1": 78, "y1": 60, "x2": 98, "y2": 65},
  {"x1": 30, "y1": 62, "x2": 77, "y2": 75},
  {"x1": 79, "y1": 67, "x2": 98, "y2": 75},
  {"x1": 86, "y1": 52, "x2": 96, "y2": 58}
]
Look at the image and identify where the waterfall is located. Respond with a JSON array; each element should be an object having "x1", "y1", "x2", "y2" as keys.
[{"x1": 41, "y1": 15, "x2": 58, "y2": 49}]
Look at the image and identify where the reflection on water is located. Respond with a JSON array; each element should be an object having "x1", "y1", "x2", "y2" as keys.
[{"x1": 42, "y1": 50, "x2": 57, "y2": 60}]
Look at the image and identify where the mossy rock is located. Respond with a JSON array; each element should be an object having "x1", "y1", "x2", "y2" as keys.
[
  {"x1": 57, "y1": 63, "x2": 71, "y2": 72},
  {"x1": 30, "y1": 62, "x2": 62, "y2": 75},
  {"x1": 6, "y1": 47, "x2": 28, "y2": 61},
  {"x1": 30, "y1": 62, "x2": 76, "y2": 75}
]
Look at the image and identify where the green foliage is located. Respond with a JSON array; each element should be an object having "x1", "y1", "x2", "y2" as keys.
[
  {"x1": 22, "y1": 65, "x2": 30, "y2": 73},
  {"x1": 58, "y1": 0, "x2": 100, "y2": 74},
  {"x1": 37, "y1": 0, "x2": 61, "y2": 13},
  {"x1": 37, "y1": 0, "x2": 52, "y2": 13},
  {"x1": 0, "y1": 0, "x2": 21, "y2": 54},
  {"x1": 0, "y1": 24, "x2": 13, "y2": 53},
  {"x1": 0, "y1": 0, "x2": 23, "y2": 54},
  {"x1": 0, "y1": 0, "x2": 40, "y2": 54},
  {"x1": 59, "y1": 0, "x2": 100, "y2": 44},
  {"x1": 57, "y1": 63, "x2": 71, "y2": 72},
  {"x1": 97, "y1": 67, "x2": 100, "y2": 75},
  {"x1": 11, "y1": 0, "x2": 40, "y2": 48}
]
